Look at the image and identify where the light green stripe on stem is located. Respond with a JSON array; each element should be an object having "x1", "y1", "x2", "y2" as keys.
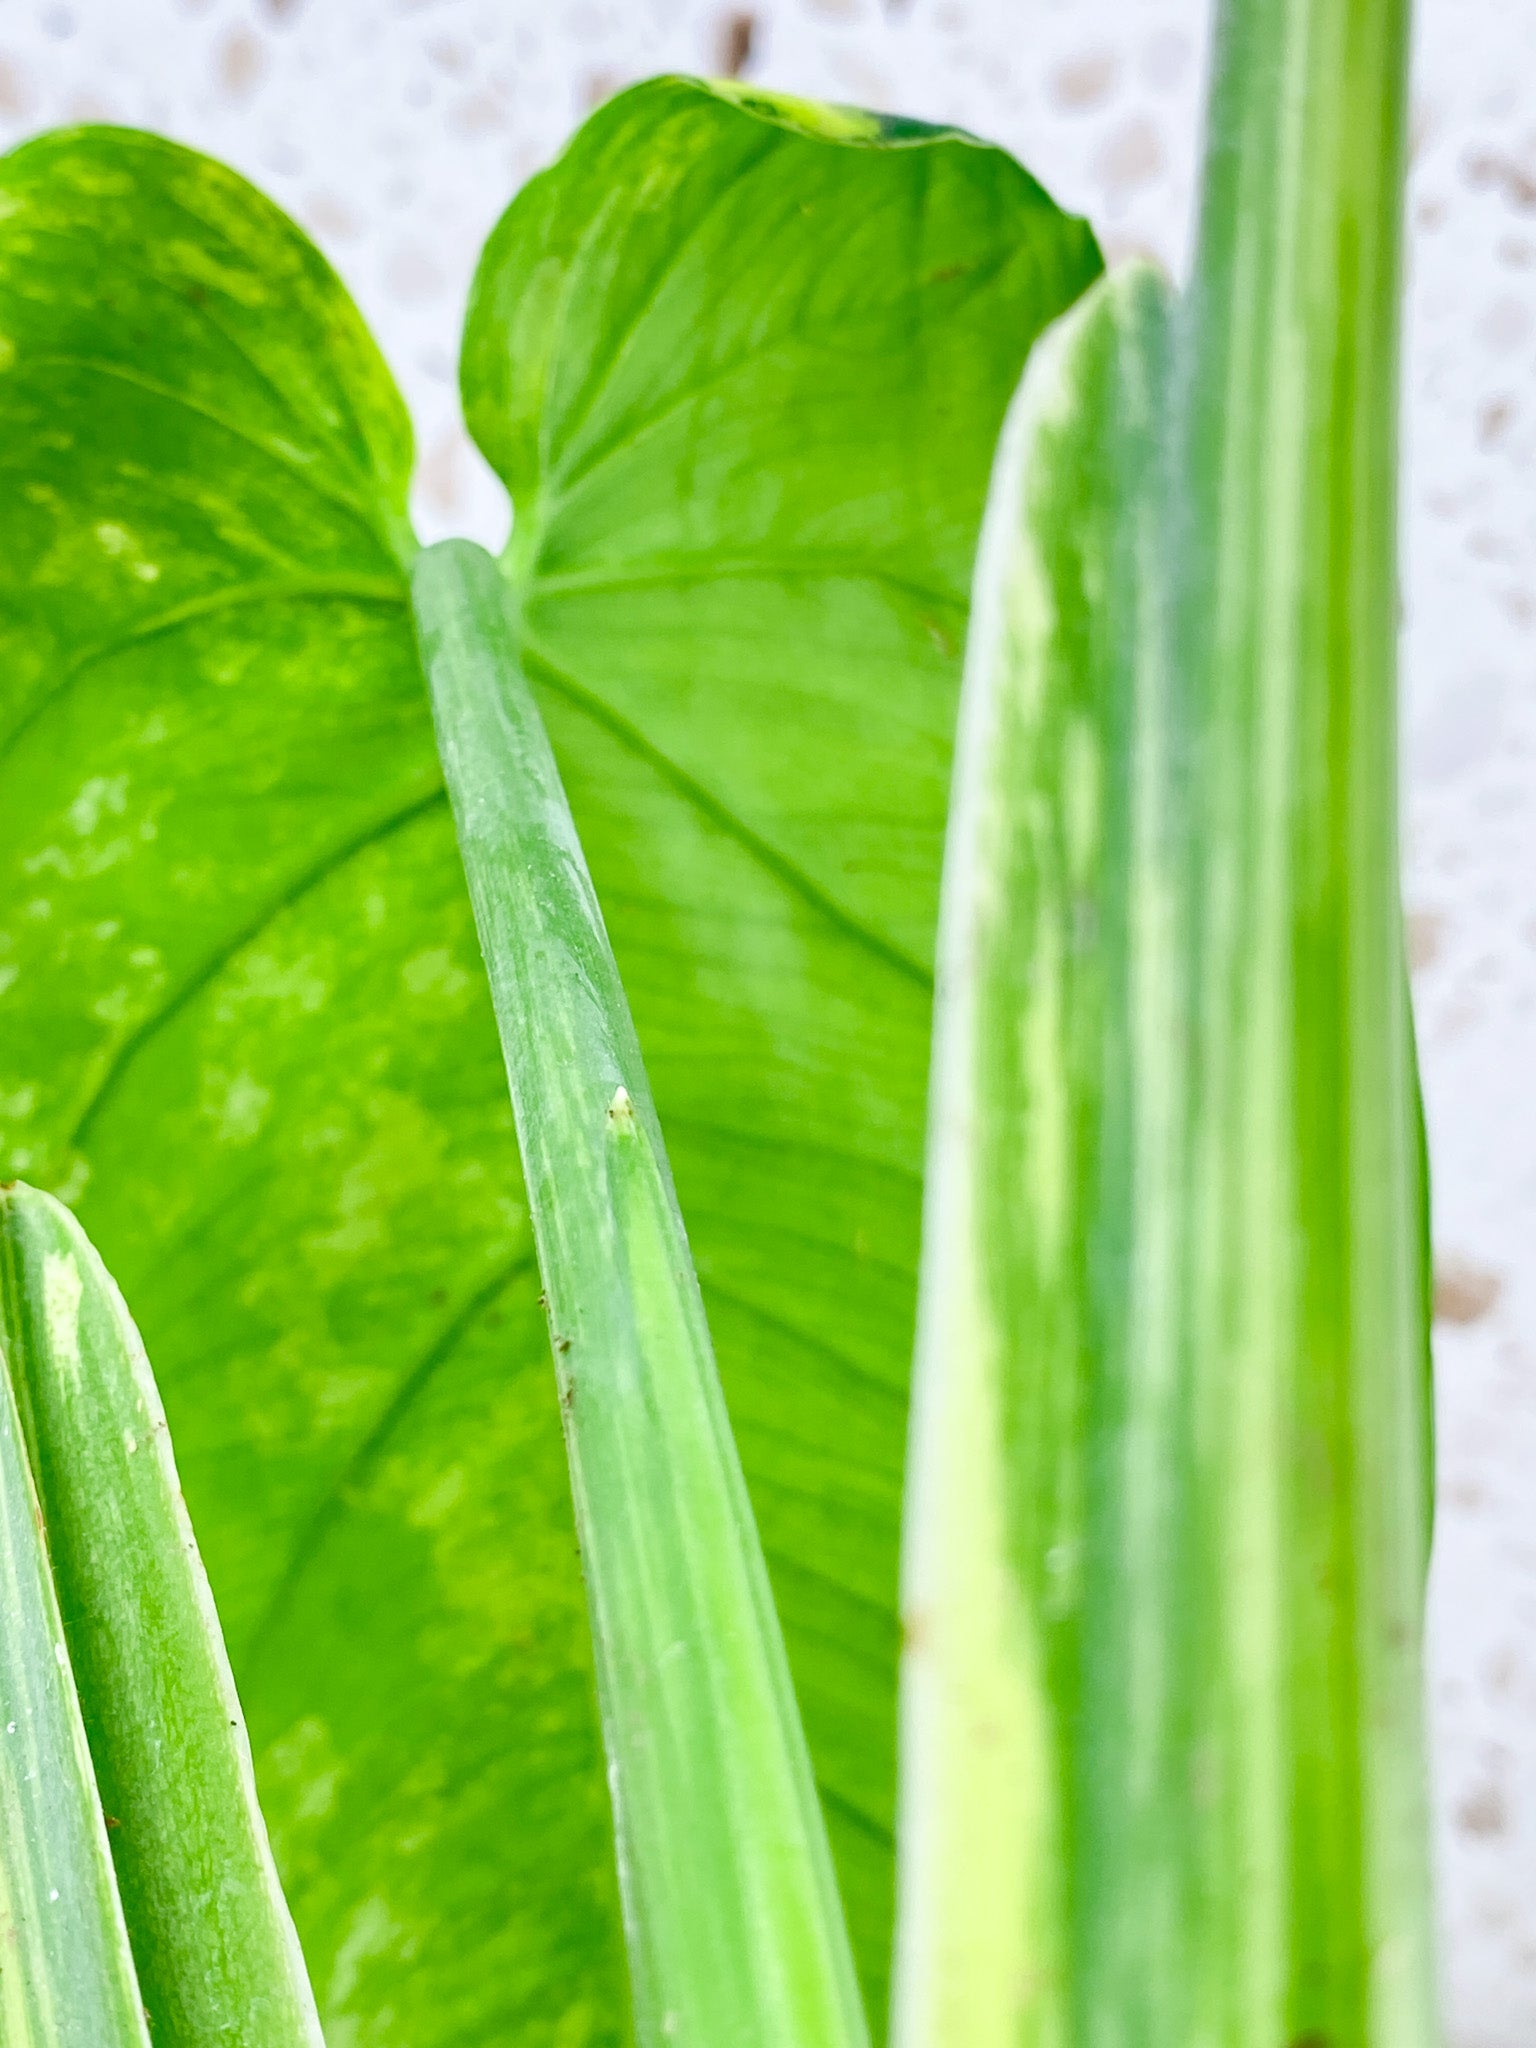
[
  {"x1": 0, "y1": 1184, "x2": 325, "y2": 2048},
  {"x1": 0, "y1": 1197, "x2": 150, "y2": 2048},
  {"x1": 411, "y1": 537, "x2": 869, "y2": 2048}
]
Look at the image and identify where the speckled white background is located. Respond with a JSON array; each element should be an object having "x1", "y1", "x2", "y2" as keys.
[{"x1": 0, "y1": 0, "x2": 1531, "y2": 2039}]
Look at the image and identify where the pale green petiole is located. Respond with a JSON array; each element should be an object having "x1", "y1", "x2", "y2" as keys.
[
  {"x1": 0, "y1": 1187, "x2": 325, "y2": 2048},
  {"x1": 0, "y1": 1208, "x2": 150, "y2": 2048},
  {"x1": 0, "y1": 1185, "x2": 325, "y2": 2048},
  {"x1": 411, "y1": 537, "x2": 869, "y2": 2048}
]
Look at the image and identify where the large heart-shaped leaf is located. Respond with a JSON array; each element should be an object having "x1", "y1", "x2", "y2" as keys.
[
  {"x1": 0, "y1": 126, "x2": 615, "y2": 2048},
  {"x1": 0, "y1": 89, "x2": 1097, "y2": 2043},
  {"x1": 461, "y1": 88, "x2": 1099, "y2": 2013}
]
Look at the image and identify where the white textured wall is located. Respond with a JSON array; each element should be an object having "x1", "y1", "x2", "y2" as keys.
[{"x1": 1, "y1": 2, "x2": 1533, "y2": 2040}]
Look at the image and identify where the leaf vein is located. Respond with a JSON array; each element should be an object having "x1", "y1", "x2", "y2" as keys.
[
  {"x1": 541, "y1": 130, "x2": 783, "y2": 492},
  {"x1": 529, "y1": 555, "x2": 964, "y2": 617},
  {"x1": 242, "y1": 1250, "x2": 538, "y2": 1669},
  {"x1": 68, "y1": 786, "x2": 447, "y2": 1148},
  {"x1": 0, "y1": 575, "x2": 405, "y2": 769},
  {"x1": 522, "y1": 640, "x2": 932, "y2": 992},
  {"x1": 703, "y1": 1276, "x2": 905, "y2": 1405},
  {"x1": 11, "y1": 353, "x2": 398, "y2": 556},
  {"x1": 814, "y1": 1778, "x2": 895, "y2": 1851}
]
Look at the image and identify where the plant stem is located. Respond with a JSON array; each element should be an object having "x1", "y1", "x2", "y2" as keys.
[
  {"x1": 1174, "y1": 0, "x2": 1434, "y2": 2036},
  {"x1": 411, "y1": 539, "x2": 869, "y2": 2048},
  {"x1": 0, "y1": 1185, "x2": 326, "y2": 2048},
  {"x1": 895, "y1": 0, "x2": 1435, "y2": 2039},
  {"x1": 0, "y1": 1196, "x2": 150, "y2": 2048}
]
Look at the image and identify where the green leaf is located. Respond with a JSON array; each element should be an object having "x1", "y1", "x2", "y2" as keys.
[
  {"x1": 0, "y1": 126, "x2": 606, "y2": 2048},
  {"x1": 414, "y1": 538, "x2": 866, "y2": 2048},
  {"x1": 0, "y1": 91, "x2": 1097, "y2": 2042},
  {"x1": 462, "y1": 81, "x2": 1100, "y2": 2016},
  {"x1": 1174, "y1": 0, "x2": 1435, "y2": 2033},
  {"x1": 0, "y1": 1197, "x2": 149, "y2": 2048},
  {"x1": 894, "y1": 0, "x2": 1436, "y2": 2042},
  {"x1": 894, "y1": 261, "x2": 1176, "y2": 2048},
  {"x1": 0, "y1": 1183, "x2": 323, "y2": 2047}
]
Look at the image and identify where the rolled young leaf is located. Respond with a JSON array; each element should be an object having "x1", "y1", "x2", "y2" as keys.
[
  {"x1": 412, "y1": 537, "x2": 868, "y2": 2048},
  {"x1": 894, "y1": 263, "x2": 1178, "y2": 2048},
  {"x1": 0, "y1": 1184, "x2": 325, "y2": 2047},
  {"x1": 0, "y1": 1199, "x2": 150, "y2": 2048},
  {"x1": 896, "y1": 0, "x2": 1436, "y2": 2038}
]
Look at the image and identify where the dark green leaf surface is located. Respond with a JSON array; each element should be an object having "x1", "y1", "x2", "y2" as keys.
[
  {"x1": 0, "y1": 1183, "x2": 323, "y2": 2047},
  {"x1": 415, "y1": 540, "x2": 866, "y2": 2048},
  {"x1": 0, "y1": 1198, "x2": 149, "y2": 2048},
  {"x1": 894, "y1": 0, "x2": 1436, "y2": 2040},
  {"x1": 0, "y1": 94, "x2": 1097, "y2": 2042}
]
